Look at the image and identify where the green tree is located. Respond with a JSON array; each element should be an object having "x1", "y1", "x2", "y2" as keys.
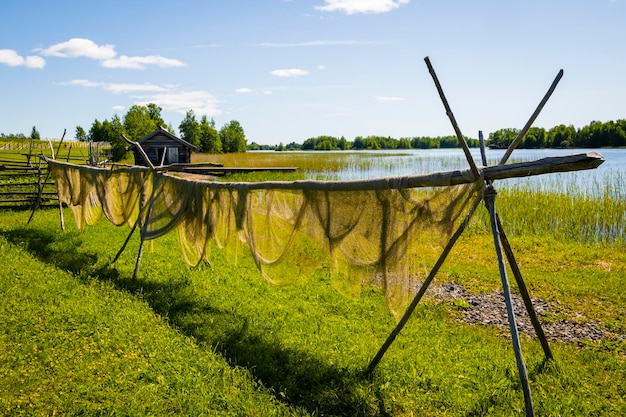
[
  {"x1": 547, "y1": 124, "x2": 576, "y2": 148},
  {"x1": 123, "y1": 104, "x2": 165, "y2": 141},
  {"x1": 337, "y1": 136, "x2": 349, "y2": 150},
  {"x1": 75, "y1": 126, "x2": 87, "y2": 142},
  {"x1": 220, "y1": 120, "x2": 247, "y2": 153},
  {"x1": 178, "y1": 110, "x2": 200, "y2": 148},
  {"x1": 398, "y1": 138, "x2": 411, "y2": 149},
  {"x1": 523, "y1": 127, "x2": 547, "y2": 148},
  {"x1": 30, "y1": 126, "x2": 40, "y2": 140},
  {"x1": 199, "y1": 115, "x2": 222, "y2": 153},
  {"x1": 88, "y1": 116, "x2": 127, "y2": 161},
  {"x1": 488, "y1": 128, "x2": 519, "y2": 148}
]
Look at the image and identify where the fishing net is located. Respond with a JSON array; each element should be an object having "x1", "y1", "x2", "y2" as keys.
[
  {"x1": 49, "y1": 161, "x2": 152, "y2": 230},
  {"x1": 49, "y1": 159, "x2": 484, "y2": 316}
]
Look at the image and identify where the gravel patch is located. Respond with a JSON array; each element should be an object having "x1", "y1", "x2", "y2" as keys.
[{"x1": 424, "y1": 281, "x2": 624, "y2": 345}]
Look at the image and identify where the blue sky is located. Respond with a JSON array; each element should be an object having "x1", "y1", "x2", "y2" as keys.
[{"x1": 1, "y1": 0, "x2": 624, "y2": 145}]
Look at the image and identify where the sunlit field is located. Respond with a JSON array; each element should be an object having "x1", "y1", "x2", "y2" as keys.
[{"x1": 1, "y1": 147, "x2": 624, "y2": 416}]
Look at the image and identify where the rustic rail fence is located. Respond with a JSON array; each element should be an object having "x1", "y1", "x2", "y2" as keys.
[
  {"x1": 0, "y1": 140, "x2": 108, "y2": 211},
  {"x1": 0, "y1": 155, "x2": 57, "y2": 210}
]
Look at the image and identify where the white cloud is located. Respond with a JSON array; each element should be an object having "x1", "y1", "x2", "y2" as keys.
[
  {"x1": 236, "y1": 87, "x2": 252, "y2": 93},
  {"x1": 0, "y1": 49, "x2": 24, "y2": 66},
  {"x1": 38, "y1": 38, "x2": 116, "y2": 59},
  {"x1": 315, "y1": 0, "x2": 409, "y2": 14},
  {"x1": 102, "y1": 55, "x2": 186, "y2": 70},
  {"x1": 376, "y1": 96, "x2": 407, "y2": 101},
  {"x1": 112, "y1": 105, "x2": 126, "y2": 112},
  {"x1": 263, "y1": 90, "x2": 273, "y2": 95},
  {"x1": 271, "y1": 68, "x2": 310, "y2": 77},
  {"x1": 61, "y1": 78, "x2": 221, "y2": 116},
  {"x1": 36, "y1": 38, "x2": 186, "y2": 70},
  {"x1": 62, "y1": 79, "x2": 102, "y2": 88},
  {"x1": 134, "y1": 90, "x2": 222, "y2": 116},
  {"x1": 0, "y1": 49, "x2": 45, "y2": 68},
  {"x1": 317, "y1": 64, "x2": 326, "y2": 70}
]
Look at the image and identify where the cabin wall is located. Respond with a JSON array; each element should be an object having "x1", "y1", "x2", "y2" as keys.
[{"x1": 133, "y1": 133, "x2": 192, "y2": 166}]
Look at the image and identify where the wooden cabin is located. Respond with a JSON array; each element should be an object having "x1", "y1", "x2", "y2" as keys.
[{"x1": 128, "y1": 127, "x2": 198, "y2": 167}]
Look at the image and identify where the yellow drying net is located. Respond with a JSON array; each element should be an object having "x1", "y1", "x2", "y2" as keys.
[{"x1": 49, "y1": 159, "x2": 484, "y2": 317}]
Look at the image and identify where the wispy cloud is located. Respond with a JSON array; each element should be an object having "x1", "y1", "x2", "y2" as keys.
[
  {"x1": 134, "y1": 90, "x2": 221, "y2": 116},
  {"x1": 62, "y1": 78, "x2": 220, "y2": 116},
  {"x1": 376, "y1": 96, "x2": 407, "y2": 101},
  {"x1": 102, "y1": 55, "x2": 186, "y2": 69},
  {"x1": 104, "y1": 83, "x2": 169, "y2": 94},
  {"x1": 236, "y1": 88, "x2": 253, "y2": 93},
  {"x1": 0, "y1": 49, "x2": 45, "y2": 68},
  {"x1": 61, "y1": 79, "x2": 167, "y2": 94},
  {"x1": 256, "y1": 40, "x2": 387, "y2": 47},
  {"x1": 315, "y1": 0, "x2": 409, "y2": 14},
  {"x1": 271, "y1": 68, "x2": 310, "y2": 77},
  {"x1": 36, "y1": 38, "x2": 185, "y2": 70},
  {"x1": 62, "y1": 79, "x2": 101, "y2": 88}
]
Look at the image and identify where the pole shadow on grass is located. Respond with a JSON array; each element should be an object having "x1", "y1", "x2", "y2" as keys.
[{"x1": 1, "y1": 226, "x2": 393, "y2": 416}]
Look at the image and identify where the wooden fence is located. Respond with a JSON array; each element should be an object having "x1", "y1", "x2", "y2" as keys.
[{"x1": 0, "y1": 142, "x2": 107, "y2": 211}]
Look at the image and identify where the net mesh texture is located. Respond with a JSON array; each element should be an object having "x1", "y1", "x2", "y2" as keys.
[{"x1": 49, "y1": 159, "x2": 484, "y2": 317}]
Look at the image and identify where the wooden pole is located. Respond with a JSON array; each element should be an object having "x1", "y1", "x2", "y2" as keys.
[
  {"x1": 424, "y1": 56, "x2": 479, "y2": 179},
  {"x1": 120, "y1": 136, "x2": 157, "y2": 280},
  {"x1": 481, "y1": 130, "x2": 552, "y2": 359},
  {"x1": 122, "y1": 134, "x2": 155, "y2": 170},
  {"x1": 133, "y1": 183, "x2": 157, "y2": 280},
  {"x1": 484, "y1": 186, "x2": 534, "y2": 416},
  {"x1": 479, "y1": 131, "x2": 488, "y2": 167},
  {"x1": 496, "y1": 214, "x2": 553, "y2": 360},
  {"x1": 499, "y1": 70, "x2": 564, "y2": 166},
  {"x1": 28, "y1": 129, "x2": 66, "y2": 226},
  {"x1": 112, "y1": 218, "x2": 140, "y2": 264},
  {"x1": 366, "y1": 189, "x2": 483, "y2": 375}
]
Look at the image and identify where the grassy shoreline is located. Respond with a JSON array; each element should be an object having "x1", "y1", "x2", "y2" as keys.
[
  {"x1": 2, "y1": 148, "x2": 624, "y2": 415},
  {"x1": 1, "y1": 200, "x2": 624, "y2": 415}
]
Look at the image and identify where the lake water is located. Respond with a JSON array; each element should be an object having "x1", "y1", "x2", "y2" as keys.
[{"x1": 314, "y1": 148, "x2": 626, "y2": 200}]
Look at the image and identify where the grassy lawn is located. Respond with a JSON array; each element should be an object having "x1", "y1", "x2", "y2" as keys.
[{"x1": 1, "y1": 204, "x2": 624, "y2": 416}]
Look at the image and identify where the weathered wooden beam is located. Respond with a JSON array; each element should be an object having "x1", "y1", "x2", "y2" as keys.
[{"x1": 200, "y1": 152, "x2": 604, "y2": 191}]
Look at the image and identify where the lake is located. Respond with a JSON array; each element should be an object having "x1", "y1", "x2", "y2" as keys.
[{"x1": 313, "y1": 148, "x2": 626, "y2": 200}]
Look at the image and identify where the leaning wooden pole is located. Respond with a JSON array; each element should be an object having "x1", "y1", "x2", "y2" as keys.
[
  {"x1": 496, "y1": 214, "x2": 553, "y2": 360},
  {"x1": 424, "y1": 56, "x2": 479, "y2": 179},
  {"x1": 121, "y1": 134, "x2": 157, "y2": 280},
  {"x1": 366, "y1": 189, "x2": 483, "y2": 375},
  {"x1": 112, "y1": 217, "x2": 140, "y2": 264},
  {"x1": 499, "y1": 70, "x2": 564, "y2": 165},
  {"x1": 485, "y1": 185, "x2": 535, "y2": 417}
]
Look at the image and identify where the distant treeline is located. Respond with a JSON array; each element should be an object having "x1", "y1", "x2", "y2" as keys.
[
  {"x1": 487, "y1": 120, "x2": 626, "y2": 149},
  {"x1": 248, "y1": 119, "x2": 626, "y2": 151},
  {"x1": 249, "y1": 135, "x2": 480, "y2": 151},
  {"x1": 4, "y1": 118, "x2": 625, "y2": 152}
]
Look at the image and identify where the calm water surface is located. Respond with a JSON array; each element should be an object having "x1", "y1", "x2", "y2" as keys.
[{"x1": 314, "y1": 148, "x2": 626, "y2": 200}]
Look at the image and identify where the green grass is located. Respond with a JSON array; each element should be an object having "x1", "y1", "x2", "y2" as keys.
[
  {"x1": 194, "y1": 151, "x2": 381, "y2": 173},
  {"x1": 470, "y1": 188, "x2": 626, "y2": 245},
  {"x1": 1, "y1": 204, "x2": 625, "y2": 416}
]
